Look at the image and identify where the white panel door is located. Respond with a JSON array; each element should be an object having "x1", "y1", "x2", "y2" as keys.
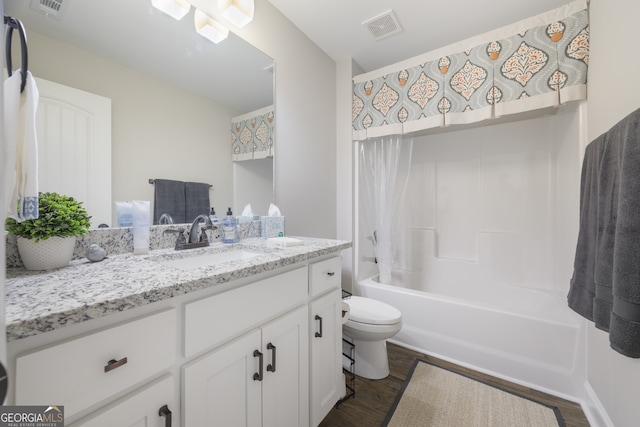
[
  {"x1": 35, "y1": 78, "x2": 111, "y2": 227},
  {"x1": 309, "y1": 289, "x2": 343, "y2": 426},
  {"x1": 262, "y1": 306, "x2": 309, "y2": 427},
  {"x1": 183, "y1": 329, "x2": 262, "y2": 427}
]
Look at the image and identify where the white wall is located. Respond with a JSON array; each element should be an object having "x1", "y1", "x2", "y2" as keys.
[
  {"x1": 233, "y1": 158, "x2": 274, "y2": 215},
  {"x1": 235, "y1": 0, "x2": 337, "y2": 238},
  {"x1": 336, "y1": 59, "x2": 363, "y2": 291},
  {"x1": 25, "y1": 31, "x2": 235, "y2": 225},
  {"x1": 25, "y1": 0, "x2": 339, "y2": 238},
  {"x1": 582, "y1": 0, "x2": 640, "y2": 426}
]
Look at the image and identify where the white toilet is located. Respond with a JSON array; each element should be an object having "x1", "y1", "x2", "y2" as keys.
[{"x1": 342, "y1": 296, "x2": 402, "y2": 380}]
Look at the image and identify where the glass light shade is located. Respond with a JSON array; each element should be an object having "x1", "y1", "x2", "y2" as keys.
[
  {"x1": 195, "y1": 9, "x2": 229, "y2": 44},
  {"x1": 151, "y1": 0, "x2": 190, "y2": 20},
  {"x1": 218, "y1": 0, "x2": 254, "y2": 28}
]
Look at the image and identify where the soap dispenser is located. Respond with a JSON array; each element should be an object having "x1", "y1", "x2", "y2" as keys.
[
  {"x1": 209, "y1": 207, "x2": 219, "y2": 223},
  {"x1": 222, "y1": 207, "x2": 238, "y2": 244}
]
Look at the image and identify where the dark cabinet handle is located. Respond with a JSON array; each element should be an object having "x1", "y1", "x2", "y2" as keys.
[
  {"x1": 159, "y1": 404, "x2": 172, "y2": 427},
  {"x1": 327, "y1": 271, "x2": 335, "y2": 277},
  {"x1": 253, "y1": 350, "x2": 263, "y2": 381},
  {"x1": 104, "y1": 357, "x2": 128, "y2": 373},
  {"x1": 315, "y1": 315, "x2": 323, "y2": 338},
  {"x1": 266, "y1": 343, "x2": 276, "y2": 373}
]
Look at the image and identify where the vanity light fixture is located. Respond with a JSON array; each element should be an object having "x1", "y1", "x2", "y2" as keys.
[
  {"x1": 151, "y1": 0, "x2": 190, "y2": 20},
  {"x1": 195, "y1": 9, "x2": 229, "y2": 44},
  {"x1": 218, "y1": 0, "x2": 254, "y2": 28}
]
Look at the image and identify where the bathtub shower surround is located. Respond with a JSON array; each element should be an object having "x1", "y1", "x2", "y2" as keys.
[
  {"x1": 352, "y1": 0, "x2": 589, "y2": 140},
  {"x1": 568, "y1": 106, "x2": 640, "y2": 358},
  {"x1": 356, "y1": 102, "x2": 586, "y2": 396},
  {"x1": 360, "y1": 135, "x2": 413, "y2": 285}
]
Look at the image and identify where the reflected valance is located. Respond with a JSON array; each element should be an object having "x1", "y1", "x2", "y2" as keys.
[
  {"x1": 352, "y1": 0, "x2": 589, "y2": 141},
  {"x1": 232, "y1": 105, "x2": 274, "y2": 161}
]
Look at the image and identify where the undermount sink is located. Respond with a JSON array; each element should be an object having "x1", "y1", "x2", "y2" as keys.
[{"x1": 157, "y1": 249, "x2": 260, "y2": 271}]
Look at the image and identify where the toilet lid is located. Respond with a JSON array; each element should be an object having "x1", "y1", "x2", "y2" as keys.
[{"x1": 345, "y1": 296, "x2": 402, "y2": 325}]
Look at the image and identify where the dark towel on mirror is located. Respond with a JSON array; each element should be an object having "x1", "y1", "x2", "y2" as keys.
[
  {"x1": 153, "y1": 179, "x2": 186, "y2": 224},
  {"x1": 568, "y1": 107, "x2": 640, "y2": 358},
  {"x1": 185, "y1": 181, "x2": 210, "y2": 223}
]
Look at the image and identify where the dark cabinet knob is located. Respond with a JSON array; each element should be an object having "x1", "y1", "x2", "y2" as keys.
[
  {"x1": 315, "y1": 315, "x2": 323, "y2": 338},
  {"x1": 104, "y1": 357, "x2": 128, "y2": 373},
  {"x1": 253, "y1": 350, "x2": 263, "y2": 381},
  {"x1": 266, "y1": 343, "x2": 277, "y2": 373},
  {"x1": 159, "y1": 404, "x2": 172, "y2": 427}
]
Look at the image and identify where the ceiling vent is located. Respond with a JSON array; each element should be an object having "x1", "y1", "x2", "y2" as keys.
[
  {"x1": 362, "y1": 10, "x2": 402, "y2": 41},
  {"x1": 30, "y1": 0, "x2": 69, "y2": 20}
]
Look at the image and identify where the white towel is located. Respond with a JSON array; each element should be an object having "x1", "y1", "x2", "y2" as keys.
[{"x1": 4, "y1": 70, "x2": 39, "y2": 221}]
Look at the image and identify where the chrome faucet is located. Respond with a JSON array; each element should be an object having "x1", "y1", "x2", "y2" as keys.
[
  {"x1": 158, "y1": 213, "x2": 174, "y2": 224},
  {"x1": 188, "y1": 214, "x2": 217, "y2": 244},
  {"x1": 164, "y1": 215, "x2": 218, "y2": 250}
]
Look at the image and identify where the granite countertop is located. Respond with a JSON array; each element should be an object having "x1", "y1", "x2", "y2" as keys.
[{"x1": 5, "y1": 237, "x2": 351, "y2": 342}]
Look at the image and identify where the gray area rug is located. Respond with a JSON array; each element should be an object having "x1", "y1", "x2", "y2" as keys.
[{"x1": 382, "y1": 359, "x2": 565, "y2": 427}]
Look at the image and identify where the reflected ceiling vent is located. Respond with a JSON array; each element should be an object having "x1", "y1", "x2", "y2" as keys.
[
  {"x1": 30, "y1": 0, "x2": 69, "y2": 20},
  {"x1": 362, "y1": 10, "x2": 402, "y2": 41}
]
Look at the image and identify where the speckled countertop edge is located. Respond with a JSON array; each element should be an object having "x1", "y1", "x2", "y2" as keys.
[{"x1": 5, "y1": 237, "x2": 351, "y2": 341}]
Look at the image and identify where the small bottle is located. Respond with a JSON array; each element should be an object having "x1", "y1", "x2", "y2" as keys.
[
  {"x1": 209, "y1": 207, "x2": 219, "y2": 223},
  {"x1": 222, "y1": 207, "x2": 238, "y2": 244}
]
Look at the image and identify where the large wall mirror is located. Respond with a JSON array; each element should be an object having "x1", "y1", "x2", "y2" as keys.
[{"x1": 4, "y1": 0, "x2": 275, "y2": 227}]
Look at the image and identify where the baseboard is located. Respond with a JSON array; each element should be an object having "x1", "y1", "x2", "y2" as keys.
[{"x1": 580, "y1": 381, "x2": 614, "y2": 427}]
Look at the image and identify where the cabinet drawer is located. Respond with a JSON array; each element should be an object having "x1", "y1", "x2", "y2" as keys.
[
  {"x1": 184, "y1": 266, "x2": 308, "y2": 358},
  {"x1": 16, "y1": 309, "x2": 177, "y2": 419},
  {"x1": 70, "y1": 374, "x2": 175, "y2": 427},
  {"x1": 309, "y1": 257, "x2": 341, "y2": 297}
]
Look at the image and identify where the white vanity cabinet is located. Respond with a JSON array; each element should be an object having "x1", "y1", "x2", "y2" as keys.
[
  {"x1": 183, "y1": 266, "x2": 310, "y2": 426},
  {"x1": 309, "y1": 257, "x2": 344, "y2": 427},
  {"x1": 183, "y1": 306, "x2": 309, "y2": 427},
  {"x1": 70, "y1": 375, "x2": 176, "y2": 427},
  {"x1": 14, "y1": 309, "x2": 177, "y2": 421},
  {"x1": 7, "y1": 251, "x2": 347, "y2": 427}
]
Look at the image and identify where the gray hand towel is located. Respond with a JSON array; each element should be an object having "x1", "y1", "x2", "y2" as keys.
[
  {"x1": 568, "y1": 107, "x2": 640, "y2": 358},
  {"x1": 567, "y1": 136, "x2": 601, "y2": 320},
  {"x1": 153, "y1": 179, "x2": 186, "y2": 224},
  {"x1": 185, "y1": 181, "x2": 211, "y2": 223},
  {"x1": 609, "y1": 108, "x2": 640, "y2": 357},
  {"x1": 593, "y1": 130, "x2": 621, "y2": 331}
]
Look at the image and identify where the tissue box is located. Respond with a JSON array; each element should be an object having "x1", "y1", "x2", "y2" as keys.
[{"x1": 261, "y1": 216, "x2": 285, "y2": 238}]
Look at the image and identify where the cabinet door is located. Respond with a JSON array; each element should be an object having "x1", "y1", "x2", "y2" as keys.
[
  {"x1": 309, "y1": 289, "x2": 343, "y2": 427},
  {"x1": 71, "y1": 375, "x2": 175, "y2": 427},
  {"x1": 183, "y1": 330, "x2": 262, "y2": 427},
  {"x1": 261, "y1": 306, "x2": 309, "y2": 427}
]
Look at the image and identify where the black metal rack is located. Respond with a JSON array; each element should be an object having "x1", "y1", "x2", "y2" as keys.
[{"x1": 336, "y1": 289, "x2": 355, "y2": 406}]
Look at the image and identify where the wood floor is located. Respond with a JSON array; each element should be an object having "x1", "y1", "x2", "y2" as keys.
[{"x1": 320, "y1": 342, "x2": 590, "y2": 427}]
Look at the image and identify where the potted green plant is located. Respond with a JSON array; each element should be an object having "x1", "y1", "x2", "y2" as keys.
[{"x1": 5, "y1": 192, "x2": 91, "y2": 270}]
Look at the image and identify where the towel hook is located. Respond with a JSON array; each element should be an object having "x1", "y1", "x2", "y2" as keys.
[{"x1": 4, "y1": 16, "x2": 28, "y2": 93}]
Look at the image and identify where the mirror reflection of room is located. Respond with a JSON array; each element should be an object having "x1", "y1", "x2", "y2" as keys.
[{"x1": 4, "y1": 0, "x2": 274, "y2": 228}]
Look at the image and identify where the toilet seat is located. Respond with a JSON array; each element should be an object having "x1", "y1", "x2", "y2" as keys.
[{"x1": 346, "y1": 296, "x2": 402, "y2": 325}]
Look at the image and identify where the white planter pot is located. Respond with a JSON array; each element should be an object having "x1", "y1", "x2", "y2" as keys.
[{"x1": 17, "y1": 236, "x2": 77, "y2": 271}]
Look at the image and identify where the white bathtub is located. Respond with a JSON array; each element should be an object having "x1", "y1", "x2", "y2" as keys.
[{"x1": 357, "y1": 275, "x2": 584, "y2": 398}]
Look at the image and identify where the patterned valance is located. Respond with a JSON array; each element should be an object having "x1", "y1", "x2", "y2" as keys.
[
  {"x1": 352, "y1": 0, "x2": 589, "y2": 141},
  {"x1": 231, "y1": 105, "x2": 274, "y2": 161}
]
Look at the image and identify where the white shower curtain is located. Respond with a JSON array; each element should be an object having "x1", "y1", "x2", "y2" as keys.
[{"x1": 360, "y1": 135, "x2": 413, "y2": 286}]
